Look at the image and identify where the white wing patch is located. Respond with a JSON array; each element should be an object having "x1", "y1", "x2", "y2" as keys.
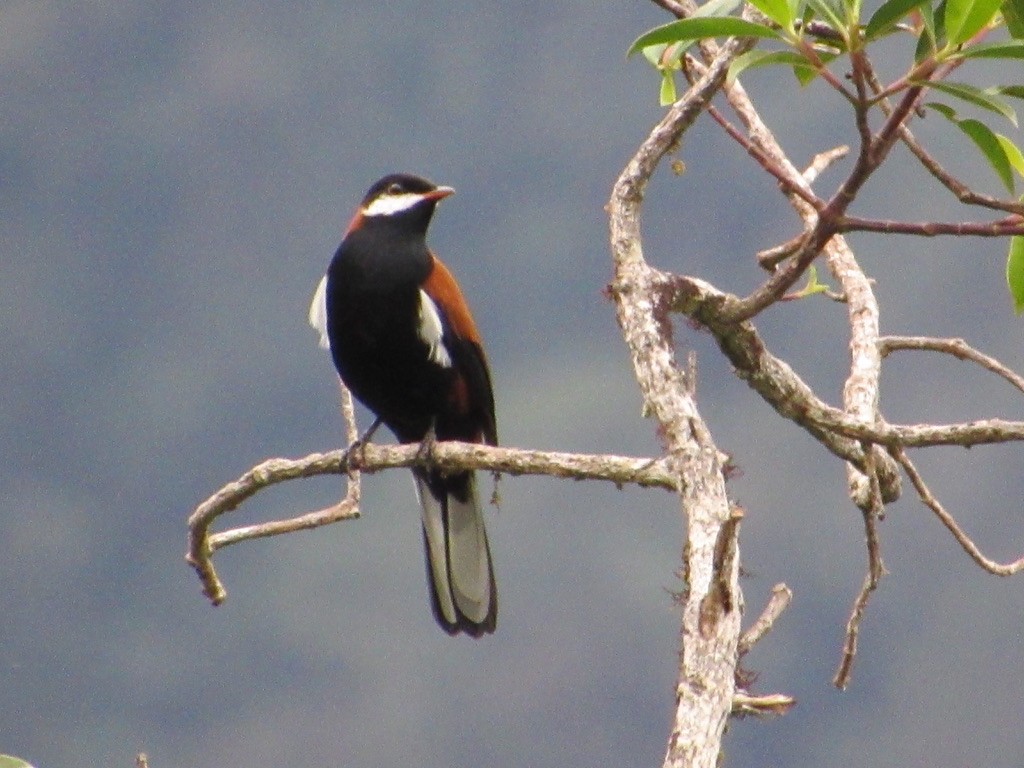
[
  {"x1": 418, "y1": 289, "x2": 452, "y2": 368},
  {"x1": 308, "y1": 274, "x2": 330, "y2": 350}
]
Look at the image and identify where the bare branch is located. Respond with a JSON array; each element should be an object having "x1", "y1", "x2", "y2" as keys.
[
  {"x1": 668, "y1": 273, "x2": 1024, "y2": 451},
  {"x1": 187, "y1": 384, "x2": 363, "y2": 604},
  {"x1": 802, "y1": 146, "x2": 850, "y2": 184},
  {"x1": 187, "y1": 442, "x2": 678, "y2": 605},
  {"x1": 838, "y1": 215, "x2": 1024, "y2": 237},
  {"x1": 732, "y1": 689, "x2": 796, "y2": 718},
  {"x1": 609, "y1": 35, "x2": 753, "y2": 768},
  {"x1": 757, "y1": 141, "x2": 858, "y2": 275},
  {"x1": 704, "y1": 102, "x2": 827, "y2": 212},
  {"x1": 738, "y1": 583, "x2": 793, "y2": 655},
  {"x1": 892, "y1": 447, "x2": 1024, "y2": 576},
  {"x1": 688, "y1": 49, "x2": 887, "y2": 501},
  {"x1": 834, "y1": 449, "x2": 887, "y2": 689},
  {"x1": 861, "y1": 58, "x2": 1024, "y2": 217},
  {"x1": 649, "y1": 0, "x2": 690, "y2": 17},
  {"x1": 880, "y1": 335, "x2": 1024, "y2": 395},
  {"x1": 720, "y1": 73, "x2": 936, "y2": 324}
]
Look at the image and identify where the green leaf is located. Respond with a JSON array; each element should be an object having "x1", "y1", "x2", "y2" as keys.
[
  {"x1": 1006, "y1": 235, "x2": 1024, "y2": 313},
  {"x1": 660, "y1": 70, "x2": 678, "y2": 105},
  {"x1": 802, "y1": 0, "x2": 847, "y2": 30},
  {"x1": 1004, "y1": 0, "x2": 1024, "y2": 37},
  {"x1": 955, "y1": 40, "x2": 1024, "y2": 57},
  {"x1": 945, "y1": 0, "x2": 1003, "y2": 43},
  {"x1": 628, "y1": 17, "x2": 782, "y2": 55},
  {"x1": 642, "y1": 43, "x2": 667, "y2": 66},
  {"x1": 996, "y1": 133, "x2": 1024, "y2": 176},
  {"x1": 844, "y1": 0, "x2": 863, "y2": 25},
  {"x1": 0, "y1": 757, "x2": 35, "y2": 768},
  {"x1": 926, "y1": 81, "x2": 1018, "y2": 126},
  {"x1": 794, "y1": 51, "x2": 838, "y2": 83},
  {"x1": 916, "y1": 0, "x2": 943, "y2": 59},
  {"x1": 927, "y1": 101, "x2": 957, "y2": 119},
  {"x1": 748, "y1": 0, "x2": 798, "y2": 29},
  {"x1": 865, "y1": 0, "x2": 929, "y2": 38},
  {"x1": 790, "y1": 265, "x2": 832, "y2": 298},
  {"x1": 995, "y1": 85, "x2": 1024, "y2": 100},
  {"x1": 642, "y1": 41, "x2": 686, "y2": 68},
  {"x1": 692, "y1": 0, "x2": 746, "y2": 18},
  {"x1": 929, "y1": 102, "x2": 1017, "y2": 192},
  {"x1": 727, "y1": 49, "x2": 820, "y2": 85},
  {"x1": 960, "y1": 118, "x2": 1015, "y2": 191}
]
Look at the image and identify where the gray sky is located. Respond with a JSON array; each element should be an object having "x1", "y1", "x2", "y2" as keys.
[{"x1": 3, "y1": 2, "x2": 1024, "y2": 766}]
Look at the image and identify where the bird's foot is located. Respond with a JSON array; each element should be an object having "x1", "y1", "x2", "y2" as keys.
[
  {"x1": 415, "y1": 422, "x2": 438, "y2": 469},
  {"x1": 342, "y1": 417, "x2": 383, "y2": 471}
]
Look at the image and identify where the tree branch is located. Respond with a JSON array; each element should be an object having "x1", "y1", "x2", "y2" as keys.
[
  {"x1": 668, "y1": 272, "x2": 1024, "y2": 450},
  {"x1": 838, "y1": 215, "x2": 1024, "y2": 237},
  {"x1": 892, "y1": 447, "x2": 1024, "y2": 576},
  {"x1": 880, "y1": 335, "x2": 1024, "y2": 395},
  {"x1": 860, "y1": 57, "x2": 1024, "y2": 217},
  {"x1": 834, "y1": 448, "x2": 887, "y2": 689},
  {"x1": 187, "y1": 441, "x2": 678, "y2": 605},
  {"x1": 738, "y1": 583, "x2": 793, "y2": 655},
  {"x1": 609, "y1": 35, "x2": 753, "y2": 768}
]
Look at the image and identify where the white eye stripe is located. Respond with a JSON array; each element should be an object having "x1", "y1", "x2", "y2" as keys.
[
  {"x1": 418, "y1": 290, "x2": 452, "y2": 368},
  {"x1": 363, "y1": 192, "x2": 426, "y2": 217}
]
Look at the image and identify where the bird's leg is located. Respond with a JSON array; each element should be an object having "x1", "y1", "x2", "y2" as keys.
[{"x1": 342, "y1": 416, "x2": 383, "y2": 470}]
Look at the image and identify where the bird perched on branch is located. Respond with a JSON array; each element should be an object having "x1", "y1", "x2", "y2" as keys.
[{"x1": 309, "y1": 173, "x2": 498, "y2": 637}]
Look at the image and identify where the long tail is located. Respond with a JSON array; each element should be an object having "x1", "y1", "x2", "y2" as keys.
[{"x1": 414, "y1": 469, "x2": 497, "y2": 637}]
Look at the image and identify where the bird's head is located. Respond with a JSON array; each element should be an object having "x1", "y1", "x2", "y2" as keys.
[{"x1": 360, "y1": 174, "x2": 455, "y2": 219}]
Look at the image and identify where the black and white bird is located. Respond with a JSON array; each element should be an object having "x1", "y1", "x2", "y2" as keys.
[{"x1": 309, "y1": 173, "x2": 498, "y2": 637}]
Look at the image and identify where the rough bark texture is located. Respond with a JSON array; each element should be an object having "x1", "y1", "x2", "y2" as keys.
[{"x1": 607, "y1": 42, "x2": 747, "y2": 768}]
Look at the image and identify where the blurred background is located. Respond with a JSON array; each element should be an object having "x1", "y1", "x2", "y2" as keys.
[{"x1": 3, "y1": 2, "x2": 1024, "y2": 766}]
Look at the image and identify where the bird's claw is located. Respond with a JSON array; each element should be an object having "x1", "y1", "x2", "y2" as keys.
[
  {"x1": 342, "y1": 417, "x2": 383, "y2": 472},
  {"x1": 416, "y1": 422, "x2": 439, "y2": 469}
]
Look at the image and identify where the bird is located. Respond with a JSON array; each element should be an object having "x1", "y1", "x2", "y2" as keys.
[{"x1": 308, "y1": 173, "x2": 498, "y2": 637}]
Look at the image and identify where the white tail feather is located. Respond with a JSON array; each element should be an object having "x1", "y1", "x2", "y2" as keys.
[
  {"x1": 415, "y1": 476, "x2": 458, "y2": 626},
  {"x1": 446, "y1": 479, "x2": 491, "y2": 620},
  {"x1": 414, "y1": 474, "x2": 494, "y2": 629}
]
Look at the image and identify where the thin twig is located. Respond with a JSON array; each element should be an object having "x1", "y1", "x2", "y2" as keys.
[
  {"x1": 880, "y1": 335, "x2": 1024, "y2": 395},
  {"x1": 732, "y1": 689, "x2": 796, "y2": 718},
  {"x1": 649, "y1": 0, "x2": 690, "y2": 17},
  {"x1": 838, "y1": 215, "x2": 1024, "y2": 237},
  {"x1": 704, "y1": 102, "x2": 826, "y2": 211},
  {"x1": 892, "y1": 447, "x2": 1024, "y2": 576},
  {"x1": 834, "y1": 448, "x2": 887, "y2": 689},
  {"x1": 721, "y1": 73, "x2": 935, "y2": 324},
  {"x1": 861, "y1": 58, "x2": 1024, "y2": 217},
  {"x1": 803, "y1": 146, "x2": 850, "y2": 185},
  {"x1": 833, "y1": 569, "x2": 874, "y2": 689},
  {"x1": 752, "y1": 147, "x2": 849, "y2": 270},
  {"x1": 737, "y1": 583, "x2": 793, "y2": 655}
]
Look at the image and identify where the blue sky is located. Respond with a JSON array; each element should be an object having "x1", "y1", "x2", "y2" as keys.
[{"x1": 3, "y1": 2, "x2": 1024, "y2": 766}]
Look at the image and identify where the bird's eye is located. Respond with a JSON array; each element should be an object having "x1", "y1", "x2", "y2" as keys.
[{"x1": 386, "y1": 182, "x2": 403, "y2": 195}]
